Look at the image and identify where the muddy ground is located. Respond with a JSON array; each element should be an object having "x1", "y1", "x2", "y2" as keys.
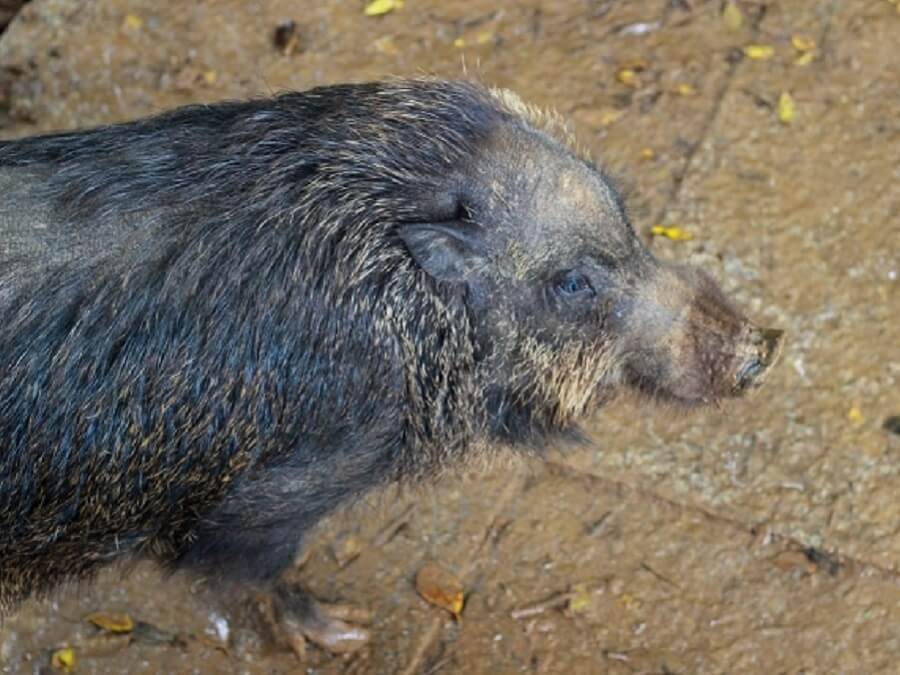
[{"x1": 1, "y1": 0, "x2": 898, "y2": 673}]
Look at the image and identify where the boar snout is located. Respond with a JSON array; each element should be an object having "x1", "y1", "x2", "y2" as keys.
[
  {"x1": 733, "y1": 327, "x2": 784, "y2": 393},
  {"x1": 622, "y1": 263, "x2": 783, "y2": 406}
]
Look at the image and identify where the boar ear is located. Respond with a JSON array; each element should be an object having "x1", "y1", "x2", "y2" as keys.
[{"x1": 398, "y1": 222, "x2": 485, "y2": 284}]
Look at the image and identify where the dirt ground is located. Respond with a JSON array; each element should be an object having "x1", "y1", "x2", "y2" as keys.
[{"x1": 1, "y1": 0, "x2": 898, "y2": 673}]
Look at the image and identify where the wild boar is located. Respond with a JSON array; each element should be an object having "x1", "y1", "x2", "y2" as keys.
[{"x1": 0, "y1": 78, "x2": 781, "y2": 653}]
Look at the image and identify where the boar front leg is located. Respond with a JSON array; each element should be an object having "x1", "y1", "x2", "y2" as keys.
[{"x1": 176, "y1": 443, "x2": 393, "y2": 657}]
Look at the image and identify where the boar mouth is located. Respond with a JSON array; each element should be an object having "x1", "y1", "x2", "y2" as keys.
[
  {"x1": 622, "y1": 367, "x2": 719, "y2": 408},
  {"x1": 622, "y1": 326, "x2": 784, "y2": 409}
]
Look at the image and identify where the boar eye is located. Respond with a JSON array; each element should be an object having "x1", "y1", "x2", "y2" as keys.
[{"x1": 554, "y1": 270, "x2": 595, "y2": 299}]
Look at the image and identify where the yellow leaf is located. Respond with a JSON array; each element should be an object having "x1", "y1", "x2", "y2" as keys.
[
  {"x1": 373, "y1": 35, "x2": 399, "y2": 55},
  {"x1": 567, "y1": 583, "x2": 593, "y2": 614},
  {"x1": 674, "y1": 83, "x2": 697, "y2": 97},
  {"x1": 777, "y1": 91, "x2": 795, "y2": 124},
  {"x1": 202, "y1": 70, "x2": 217, "y2": 85},
  {"x1": 476, "y1": 31, "x2": 494, "y2": 45},
  {"x1": 453, "y1": 37, "x2": 466, "y2": 48},
  {"x1": 618, "y1": 592, "x2": 642, "y2": 610},
  {"x1": 794, "y1": 51, "x2": 815, "y2": 66},
  {"x1": 723, "y1": 2, "x2": 743, "y2": 32},
  {"x1": 364, "y1": 0, "x2": 403, "y2": 17},
  {"x1": 639, "y1": 147, "x2": 656, "y2": 160},
  {"x1": 791, "y1": 35, "x2": 816, "y2": 52},
  {"x1": 51, "y1": 648, "x2": 76, "y2": 672},
  {"x1": 598, "y1": 109, "x2": 625, "y2": 126},
  {"x1": 650, "y1": 225, "x2": 693, "y2": 241},
  {"x1": 848, "y1": 407, "x2": 864, "y2": 424},
  {"x1": 415, "y1": 562, "x2": 465, "y2": 617},
  {"x1": 744, "y1": 44, "x2": 774, "y2": 60},
  {"x1": 86, "y1": 611, "x2": 135, "y2": 634},
  {"x1": 123, "y1": 14, "x2": 143, "y2": 30},
  {"x1": 617, "y1": 68, "x2": 639, "y2": 87}
]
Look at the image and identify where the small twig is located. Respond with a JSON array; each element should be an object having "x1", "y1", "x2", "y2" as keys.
[
  {"x1": 510, "y1": 590, "x2": 574, "y2": 620},
  {"x1": 640, "y1": 562, "x2": 681, "y2": 589},
  {"x1": 373, "y1": 503, "x2": 414, "y2": 547}
]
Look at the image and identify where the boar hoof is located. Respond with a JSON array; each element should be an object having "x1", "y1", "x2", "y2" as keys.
[{"x1": 271, "y1": 584, "x2": 372, "y2": 659}]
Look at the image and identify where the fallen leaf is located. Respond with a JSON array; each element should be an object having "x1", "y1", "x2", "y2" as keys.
[
  {"x1": 455, "y1": 31, "x2": 494, "y2": 48},
  {"x1": 331, "y1": 531, "x2": 363, "y2": 568},
  {"x1": 722, "y1": 2, "x2": 743, "y2": 32},
  {"x1": 639, "y1": 147, "x2": 656, "y2": 160},
  {"x1": 567, "y1": 583, "x2": 593, "y2": 614},
  {"x1": 794, "y1": 51, "x2": 815, "y2": 66},
  {"x1": 415, "y1": 562, "x2": 464, "y2": 617},
  {"x1": 86, "y1": 611, "x2": 135, "y2": 634},
  {"x1": 773, "y1": 550, "x2": 816, "y2": 574},
  {"x1": 791, "y1": 35, "x2": 816, "y2": 52},
  {"x1": 123, "y1": 14, "x2": 143, "y2": 30},
  {"x1": 574, "y1": 108, "x2": 626, "y2": 128},
  {"x1": 617, "y1": 68, "x2": 639, "y2": 87},
  {"x1": 674, "y1": 83, "x2": 697, "y2": 96},
  {"x1": 364, "y1": 0, "x2": 403, "y2": 17},
  {"x1": 618, "y1": 592, "x2": 641, "y2": 610},
  {"x1": 273, "y1": 20, "x2": 300, "y2": 55},
  {"x1": 50, "y1": 648, "x2": 76, "y2": 672},
  {"x1": 476, "y1": 31, "x2": 494, "y2": 45},
  {"x1": 373, "y1": 35, "x2": 399, "y2": 55},
  {"x1": 744, "y1": 44, "x2": 774, "y2": 60},
  {"x1": 650, "y1": 225, "x2": 693, "y2": 241},
  {"x1": 777, "y1": 91, "x2": 795, "y2": 124},
  {"x1": 600, "y1": 109, "x2": 625, "y2": 125},
  {"x1": 202, "y1": 70, "x2": 218, "y2": 86},
  {"x1": 848, "y1": 406, "x2": 864, "y2": 424}
]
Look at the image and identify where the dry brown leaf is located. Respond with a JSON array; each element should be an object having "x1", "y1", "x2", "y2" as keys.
[
  {"x1": 86, "y1": 611, "x2": 135, "y2": 634},
  {"x1": 415, "y1": 562, "x2": 464, "y2": 617},
  {"x1": 373, "y1": 35, "x2": 399, "y2": 55}
]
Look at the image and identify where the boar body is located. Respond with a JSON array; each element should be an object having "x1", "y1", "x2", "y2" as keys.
[{"x1": 0, "y1": 80, "x2": 780, "y2": 614}]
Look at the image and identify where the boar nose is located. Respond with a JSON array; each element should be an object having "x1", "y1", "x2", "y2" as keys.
[{"x1": 734, "y1": 328, "x2": 784, "y2": 391}]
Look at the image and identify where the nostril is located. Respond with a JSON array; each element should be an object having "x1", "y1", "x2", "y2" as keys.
[
  {"x1": 736, "y1": 357, "x2": 764, "y2": 390},
  {"x1": 735, "y1": 327, "x2": 784, "y2": 392}
]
